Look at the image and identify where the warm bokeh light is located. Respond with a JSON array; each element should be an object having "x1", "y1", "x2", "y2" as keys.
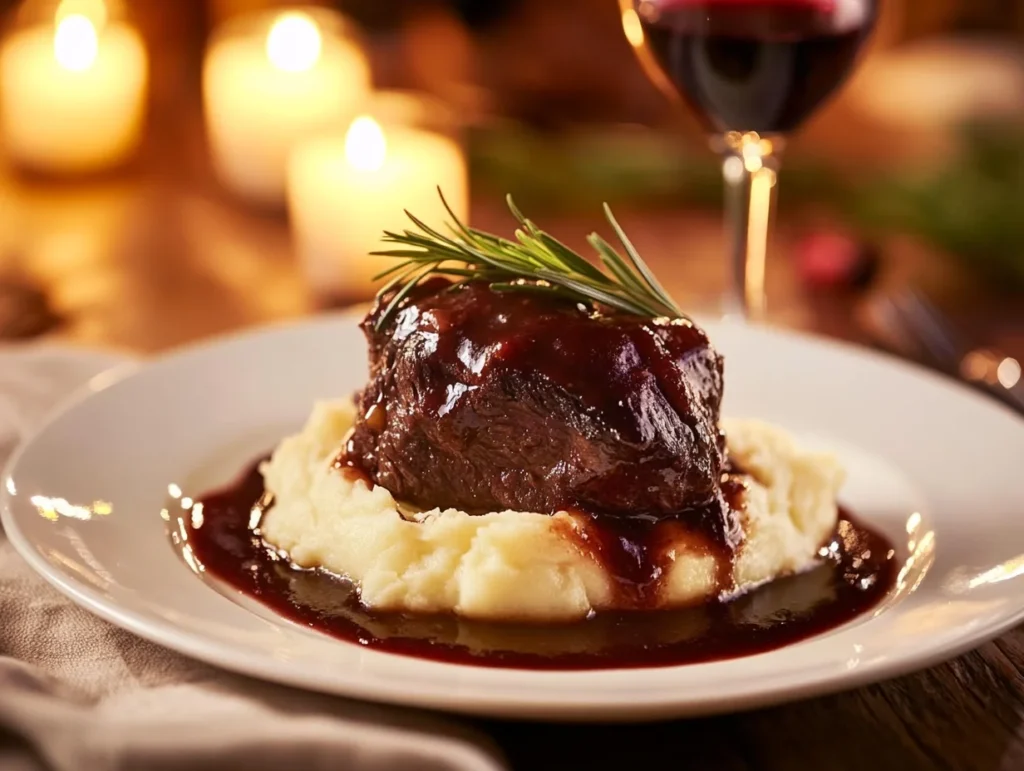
[
  {"x1": 961, "y1": 349, "x2": 1021, "y2": 388},
  {"x1": 54, "y1": 13, "x2": 98, "y2": 71},
  {"x1": 637, "y1": 0, "x2": 657, "y2": 23},
  {"x1": 621, "y1": 8, "x2": 644, "y2": 47},
  {"x1": 266, "y1": 12, "x2": 322, "y2": 73},
  {"x1": 55, "y1": 0, "x2": 108, "y2": 29},
  {"x1": 997, "y1": 357, "x2": 1021, "y2": 389},
  {"x1": 742, "y1": 142, "x2": 764, "y2": 173},
  {"x1": 345, "y1": 115, "x2": 387, "y2": 172},
  {"x1": 962, "y1": 349, "x2": 998, "y2": 381},
  {"x1": 835, "y1": 0, "x2": 871, "y2": 30},
  {"x1": 722, "y1": 155, "x2": 744, "y2": 183}
]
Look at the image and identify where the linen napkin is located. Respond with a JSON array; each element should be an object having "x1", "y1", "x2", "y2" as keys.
[{"x1": 0, "y1": 344, "x2": 506, "y2": 771}]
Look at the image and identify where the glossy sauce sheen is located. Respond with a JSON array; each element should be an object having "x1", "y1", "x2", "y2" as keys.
[
  {"x1": 181, "y1": 457, "x2": 899, "y2": 670},
  {"x1": 552, "y1": 470, "x2": 747, "y2": 607},
  {"x1": 344, "y1": 279, "x2": 727, "y2": 517},
  {"x1": 341, "y1": 280, "x2": 737, "y2": 607}
]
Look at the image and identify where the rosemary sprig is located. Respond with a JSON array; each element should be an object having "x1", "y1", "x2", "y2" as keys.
[{"x1": 369, "y1": 188, "x2": 684, "y2": 330}]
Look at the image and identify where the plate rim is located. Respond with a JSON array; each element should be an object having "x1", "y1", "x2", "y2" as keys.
[
  {"x1": 9, "y1": 513, "x2": 1024, "y2": 722},
  {"x1": 4, "y1": 313, "x2": 1024, "y2": 721}
]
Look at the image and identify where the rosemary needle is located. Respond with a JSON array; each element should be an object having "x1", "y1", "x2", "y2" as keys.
[{"x1": 369, "y1": 188, "x2": 683, "y2": 330}]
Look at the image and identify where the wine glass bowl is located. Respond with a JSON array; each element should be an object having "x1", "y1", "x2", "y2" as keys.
[{"x1": 621, "y1": 0, "x2": 878, "y2": 318}]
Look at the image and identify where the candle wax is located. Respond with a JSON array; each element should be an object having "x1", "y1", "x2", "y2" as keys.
[
  {"x1": 0, "y1": 22, "x2": 147, "y2": 173},
  {"x1": 203, "y1": 31, "x2": 370, "y2": 207},
  {"x1": 288, "y1": 125, "x2": 468, "y2": 298}
]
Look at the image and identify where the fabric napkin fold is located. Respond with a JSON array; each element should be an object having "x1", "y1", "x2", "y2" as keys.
[{"x1": 0, "y1": 344, "x2": 506, "y2": 771}]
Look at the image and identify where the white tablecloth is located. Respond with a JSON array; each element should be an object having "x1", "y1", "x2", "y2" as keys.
[{"x1": 0, "y1": 344, "x2": 505, "y2": 771}]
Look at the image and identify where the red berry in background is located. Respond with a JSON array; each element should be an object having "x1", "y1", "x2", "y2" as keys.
[{"x1": 796, "y1": 230, "x2": 881, "y2": 292}]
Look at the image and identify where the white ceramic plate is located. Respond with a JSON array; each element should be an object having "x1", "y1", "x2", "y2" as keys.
[{"x1": 3, "y1": 314, "x2": 1024, "y2": 722}]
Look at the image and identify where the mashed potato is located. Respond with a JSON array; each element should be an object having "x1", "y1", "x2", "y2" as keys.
[{"x1": 260, "y1": 401, "x2": 843, "y2": 622}]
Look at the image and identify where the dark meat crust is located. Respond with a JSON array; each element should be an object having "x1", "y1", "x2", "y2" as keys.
[{"x1": 342, "y1": 279, "x2": 725, "y2": 519}]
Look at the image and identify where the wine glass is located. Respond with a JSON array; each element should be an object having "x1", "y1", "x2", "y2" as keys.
[{"x1": 620, "y1": 0, "x2": 878, "y2": 319}]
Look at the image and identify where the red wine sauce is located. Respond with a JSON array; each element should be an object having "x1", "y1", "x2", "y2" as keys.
[{"x1": 176, "y1": 455, "x2": 898, "y2": 670}]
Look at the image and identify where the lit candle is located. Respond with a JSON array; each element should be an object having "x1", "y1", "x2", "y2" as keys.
[
  {"x1": 287, "y1": 114, "x2": 469, "y2": 300},
  {"x1": 203, "y1": 9, "x2": 371, "y2": 207},
  {"x1": 0, "y1": 0, "x2": 147, "y2": 174}
]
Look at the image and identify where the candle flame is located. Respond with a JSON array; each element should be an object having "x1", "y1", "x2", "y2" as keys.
[
  {"x1": 345, "y1": 116, "x2": 386, "y2": 172},
  {"x1": 266, "y1": 12, "x2": 322, "y2": 73},
  {"x1": 54, "y1": 14, "x2": 98, "y2": 71},
  {"x1": 56, "y1": 0, "x2": 108, "y2": 30}
]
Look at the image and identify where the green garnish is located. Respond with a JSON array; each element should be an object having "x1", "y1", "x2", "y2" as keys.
[{"x1": 369, "y1": 188, "x2": 684, "y2": 331}]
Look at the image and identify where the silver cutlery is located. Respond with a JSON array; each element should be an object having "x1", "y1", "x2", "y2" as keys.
[{"x1": 865, "y1": 289, "x2": 1024, "y2": 416}]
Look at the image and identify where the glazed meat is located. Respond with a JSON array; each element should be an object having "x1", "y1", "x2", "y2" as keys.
[{"x1": 342, "y1": 279, "x2": 726, "y2": 518}]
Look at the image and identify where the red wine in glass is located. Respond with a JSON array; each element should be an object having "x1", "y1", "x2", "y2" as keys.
[{"x1": 623, "y1": 0, "x2": 878, "y2": 316}]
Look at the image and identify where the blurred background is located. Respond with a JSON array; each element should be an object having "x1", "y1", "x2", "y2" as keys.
[{"x1": 0, "y1": 0, "x2": 1021, "y2": 381}]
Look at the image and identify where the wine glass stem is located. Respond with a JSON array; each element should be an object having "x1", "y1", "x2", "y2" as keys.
[{"x1": 720, "y1": 132, "x2": 780, "y2": 321}]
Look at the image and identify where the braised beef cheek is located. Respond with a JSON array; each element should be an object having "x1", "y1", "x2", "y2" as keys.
[{"x1": 341, "y1": 279, "x2": 725, "y2": 519}]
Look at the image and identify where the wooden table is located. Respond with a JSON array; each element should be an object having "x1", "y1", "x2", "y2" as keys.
[
  {"x1": 2, "y1": 79, "x2": 1023, "y2": 771},
  {"x1": 482, "y1": 632, "x2": 1024, "y2": 771},
  {"x1": 5, "y1": 182, "x2": 1023, "y2": 771}
]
